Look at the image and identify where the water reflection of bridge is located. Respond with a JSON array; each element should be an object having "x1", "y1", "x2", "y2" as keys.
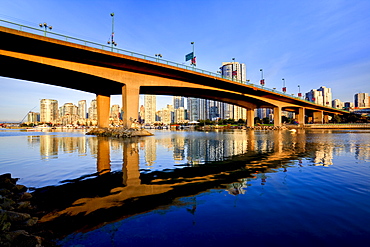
[{"x1": 30, "y1": 130, "x2": 369, "y2": 237}]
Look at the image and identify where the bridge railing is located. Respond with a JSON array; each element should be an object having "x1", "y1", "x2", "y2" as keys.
[{"x1": 0, "y1": 19, "x2": 346, "y2": 112}]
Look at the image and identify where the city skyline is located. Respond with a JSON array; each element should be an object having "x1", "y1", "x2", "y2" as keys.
[{"x1": 1, "y1": 0, "x2": 370, "y2": 122}]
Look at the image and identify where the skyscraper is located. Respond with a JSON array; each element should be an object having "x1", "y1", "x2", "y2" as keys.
[
  {"x1": 354, "y1": 93, "x2": 369, "y2": 108},
  {"x1": 40, "y1": 99, "x2": 58, "y2": 123},
  {"x1": 78, "y1": 100, "x2": 87, "y2": 119},
  {"x1": 318, "y1": 86, "x2": 332, "y2": 107},
  {"x1": 88, "y1": 99, "x2": 97, "y2": 120},
  {"x1": 173, "y1": 96, "x2": 184, "y2": 109},
  {"x1": 219, "y1": 61, "x2": 247, "y2": 120},
  {"x1": 144, "y1": 94, "x2": 156, "y2": 124}
]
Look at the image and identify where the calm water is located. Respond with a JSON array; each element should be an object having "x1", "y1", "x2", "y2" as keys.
[{"x1": 0, "y1": 128, "x2": 369, "y2": 246}]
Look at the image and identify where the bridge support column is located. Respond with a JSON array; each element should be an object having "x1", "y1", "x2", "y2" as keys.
[
  {"x1": 324, "y1": 114, "x2": 330, "y2": 124},
  {"x1": 246, "y1": 108, "x2": 255, "y2": 127},
  {"x1": 97, "y1": 94, "x2": 111, "y2": 128},
  {"x1": 122, "y1": 84, "x2": 140, "y2": 129},
  {"x1": 296, "y1": 107, "x2": 305, "y2": 125},
  {"x1": 313, "y1": 111, "x2": 324, "y2": 124},
  {"x1": 274, "y1": 106, "x2": 282, "y2": 126}
]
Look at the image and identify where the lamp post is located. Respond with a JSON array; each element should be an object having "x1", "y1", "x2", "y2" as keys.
[
  {"x1": 155, "y1": 54, "x2": 162, "y2": 62},
  {"x1": 191, "y1": 42, "x2": 195, "y2": 66},
  {"x1": 107, "y1": 13, "x2": 117, "y2": 51},
  {"x1": 231, "y1": 58, "x2": 236, "y2": 81},
  {"x1": 260, "y1": 69, "x2": 265, "y2": 86},
  {"x1": 39, "y1": 23, "x2": 52, "y2": 36},
  {"x1": 298, "y1": 85, "x2": 302, "y2": 97},
  {"x1": 282, "y1": 78, "x2": 286, "y2": 93}
]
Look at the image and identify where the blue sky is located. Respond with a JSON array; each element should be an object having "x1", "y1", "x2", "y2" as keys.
[{"x1": 1, "y1": 0, "x2": 370, "y2": 122}]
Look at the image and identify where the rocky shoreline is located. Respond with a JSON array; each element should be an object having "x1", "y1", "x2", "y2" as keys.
[
  {"x1": 0, "y1": 173, "x2": 56, "y2": 247},
  {"x1": 86, "y1": 127, "x2": 153, "y2": 138}
]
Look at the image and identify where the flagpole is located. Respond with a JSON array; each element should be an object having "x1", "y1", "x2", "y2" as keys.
[{"x1": 191, "y1": 42, "x2": 195, "y2": 66}]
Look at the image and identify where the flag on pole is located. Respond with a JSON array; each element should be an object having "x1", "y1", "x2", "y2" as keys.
[
  {"x1": 232, "y1": 70, "x2": 237, "y2": 76},
  {"x1": 185, "y1": 52, "x2": 194, "y2": 62},
  {"x1": 191, "y1": 56, "x2": 196, "y2": 66}
]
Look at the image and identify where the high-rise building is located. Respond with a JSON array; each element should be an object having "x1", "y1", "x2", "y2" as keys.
[
  {"x1": 78, "y1": 100, "x2": 87, "y2": 119},
  {"x1": 88, "y1": 99, "x2": 97, "y2": 120},
  {"x1": 332, "y1": 99, "x2": 344, "y2": 109},
  {"x1": 354, "y1": 93, "x2": 369, "y2": 108},
  {"x1": 220, "y1": 62, "x2": 247, "y2": 82},
  {"x1": 306, "y1": 86, "x2": 332, "y2": 107},
  {"x1": 27, "y1": 112, "x2": 40, "y2": 124},
  {"x1": 173, "y1": 96, "x2": 184, "y2": 109},
  {"x1": 219, "y1": 61, "x2": 247, "y2": 120},
  {"x1": 110, "y1": 104, "x2": 121, "y2": 120},
  {"x1": 187, "y1": 97, "x2": 200, "y2": 121},
  {"x1": 318, "y1": 86, "x2": 332, "y2": 107},
  {"x1": 305, "y1": 89, "x2": 323, "y2": 105},
  {"x1": 174, "y1": 107, "x2": 186, "y2": 123},
  {"x1": 144, "y1": 94, "x2": 156, "y2": 124},
  {"x1": 40, "y1": 99, "x2": 58, "y2": 123}
]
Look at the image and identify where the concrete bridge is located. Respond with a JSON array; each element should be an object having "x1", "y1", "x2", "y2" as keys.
[{"x1": 0, "y1": 20, "x2": 348, "y2": 128}]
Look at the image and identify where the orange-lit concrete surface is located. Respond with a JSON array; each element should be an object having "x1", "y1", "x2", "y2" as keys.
[{"x1": 0, "y1": 26, "x2": 347, "y2": 127}]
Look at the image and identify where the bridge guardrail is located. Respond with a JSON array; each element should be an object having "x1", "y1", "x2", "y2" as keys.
[{"x1": 0, "y1": 19, "x2": 347, "y2": 112}]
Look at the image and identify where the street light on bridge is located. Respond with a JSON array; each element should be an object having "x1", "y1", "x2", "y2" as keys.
[
  {"x1": 260, "y1": 69, "x2": 265, "y2": 86},
  {"x1": 298, "y1": 85, "x2": 302, "y2": 97},
  {"x1": 282, "y1": 78, "x2": 287, "y2": 93},
  {"x1": 107, "y1": 13, "x2": 117, "y2": 51},
  {"x1": 39, "y1": 23, "x2": 52, "y2": 36},
  {"x1": 155, "y1": 54, "x2": 162, "y2": 62}
]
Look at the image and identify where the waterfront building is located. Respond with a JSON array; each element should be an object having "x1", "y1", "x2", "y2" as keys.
[
  {"x1": 305, "y1": 89, "x2": 323, "y2": 105},
  {"x1": 144, "y1": 94, "x2": 156, "y2": 124},
  {"x1": 40, "y1": 99, "x2": 58, "y2": 123},
  {"x1": 173, "y1": 96, "x2": 184, "y2": 109},
  {"x1": 354, "y1": 93, "x2": 369, "y2": 108},
  {"x1": 187, "y1": 97, "x2": 200, "y2": 121},
  {"x1": 110, "y1": 105, "x2": 121, "y2": 120},
  {"x1": 78, "y1": 100, "x2": 87, "y2": 119},
  {"x1": 318, "y1": 86, "x2": 332, "y2": 107},
  {"x1": 219, "y1": 61, "x2": 247, "y2": 121},
  {"x1": 305, "y1": 86, "x2": 332, "y2": 107},
  {"x1": 220, "y1": 61, "x2": 246, "y2": 82},
  {"x1": 332, "y1": 99, "x2": 344, "y2": 109},
  {"x1": 88, "y1": 99, "x2": 97, "y2": 123},
  {"x1": 27, "y1": 111, "x2": 40, "y2": 124},
  {"x1": 174, "y1": 107, "x2": 186, "y2": 123}
]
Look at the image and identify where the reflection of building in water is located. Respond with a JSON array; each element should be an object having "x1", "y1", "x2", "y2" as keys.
[
  {"x1": 144, "y1": 137, "x2": 156, "y2": 167},
  {"x1": 40, "y1": 135, "x2": 59, "y2": 159},
  {"x1": 314, "y1": 146, "x2": 333, "y2": 166},
  {"x1": 173, "y1": 136, "x2": 185, "y2": 161}
]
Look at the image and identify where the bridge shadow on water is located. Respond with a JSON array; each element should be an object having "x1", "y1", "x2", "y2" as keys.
[{"x1": 30, "y1": 130, "x2": 310, "y2": 240}]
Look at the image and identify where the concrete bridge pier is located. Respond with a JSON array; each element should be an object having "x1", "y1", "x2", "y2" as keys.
[
  {"x1": 313, "y1": 111, "x2": 324, "y2": 124},
  {"x1": 122, "y1": 84, "x2": 140, "y2": 129},
  {"x1": 274, "y1": 106, "x2": 282, "y2": 126},
  {"x1": 246, "y1": 108, "x2": 255, "y2": 127},
  {"x1": 97, "y1": 94, "x2": 111, "y2": 128},
  {"x1": 296, "y1": 107, "x2": 305, "y2": 125}
]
